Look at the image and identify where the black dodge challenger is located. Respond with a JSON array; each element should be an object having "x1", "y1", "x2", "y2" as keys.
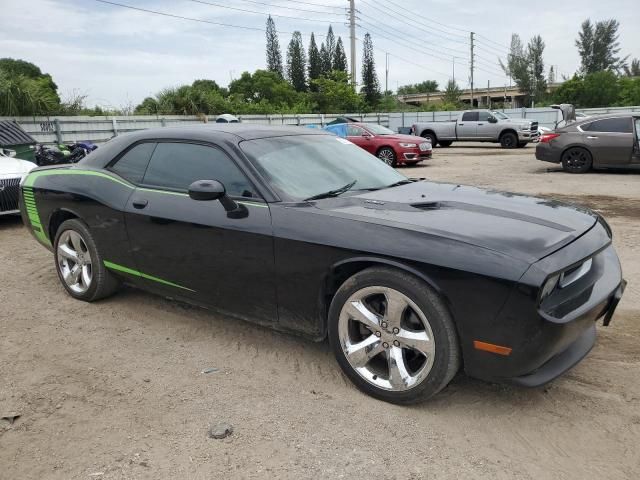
[{"x1": 20, "y1": 125, "x2": 626, "y2": 404}]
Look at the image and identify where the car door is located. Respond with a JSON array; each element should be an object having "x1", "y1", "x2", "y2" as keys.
[
  {"x1": 346, "y1": 125, "x2": 376, "y2": 154},
  {"x1": 581, "y1": 117, "x2": 635, "y2": 166},
  {"x1": 475, "y1": 111, "x2": 496, "y2": 140},
  {"x1": 114, "y1": 140, "x2": 278, "y2": 325},
  {"x1": 457, "y1": 111, "x2": 478, "y2": 139}
]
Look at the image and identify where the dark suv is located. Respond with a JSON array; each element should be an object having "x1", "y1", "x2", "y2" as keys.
[{"x1": 536, "y1": 113, "x2": 640, "y2": 173}]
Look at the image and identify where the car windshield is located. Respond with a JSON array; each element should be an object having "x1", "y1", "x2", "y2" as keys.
[
  {"x1": 240, "y1": 135, "x2": 406, "y2": 201},
  {"x1": 364, "y1": 124, "x2": 395, "y2": 135},
  {"x1": 491, "y1": 111, "x2": 509, "y2": 120}
]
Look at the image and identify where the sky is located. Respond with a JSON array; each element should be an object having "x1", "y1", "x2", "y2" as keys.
[{"x1": 2, "y1": 0, "x2": 639, "y2": 109}]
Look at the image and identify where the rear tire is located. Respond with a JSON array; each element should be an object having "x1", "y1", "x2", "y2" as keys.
[
  {"x1": 500, "y1": 132, "x2": 518, "y2": 149},
  {"x1": 438, "y1": 141, "x2": 453, "y2": 147},
  {"x1": 516, "y1": 142, "x2": 528, "y2": 148},
  {"x1": 54, "y1": 219, "x2": 120, "y2": 302},
  {"x1": 328, "y1": 267, "x2": 460, "y2": 404},
  {"x1": 561, "y1": 147, "x2": 592, "y2": 173},
  {"x1": 377, "y1": 147, "x2": 397, "y2": 167}
]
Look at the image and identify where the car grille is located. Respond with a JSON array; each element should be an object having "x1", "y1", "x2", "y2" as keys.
[
  {"x1": 531, "y1": 122, "x2": 538, "y2": 132},
  {"x1": 0, "y1": 177, "x2": 21, "y2": 213}
]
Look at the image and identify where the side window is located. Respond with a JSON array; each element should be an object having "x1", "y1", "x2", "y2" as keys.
[
  {"x1": 462, "y1": 112, "x2": 479, "y2": 122},
  {"x1": 111, "y1": 142, "x2": 156, "y2": 183},
  {"x1": 582, "y1": 117, "x2": 633, "y2": 133},
  {"x1": 142, "y1": 142, "x2": 256, "y2": 198},
  {"x1": 477, "y1": 111, "x2": 492, "y2": 122},
  {"x1": 346, "y1": 125, "x2": 364, "y2": 137}
]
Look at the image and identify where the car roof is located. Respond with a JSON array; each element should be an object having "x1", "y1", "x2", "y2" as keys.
[
  {"x1": 79, "y1": 124, "x2": 330, "y2": 168},
  {"x1": 574, "y1": 112, "x2": 638, "y2": 124}
]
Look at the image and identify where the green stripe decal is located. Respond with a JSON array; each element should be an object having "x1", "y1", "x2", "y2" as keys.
[
  {"x1": 22, "y1": 188, "x2": 51, "y2": 247},
  {"x1": 23, "y1": 169, "x2": 133, "y2": 189},
  {"x1": 103, "y1": 260, "x2": 195, "y2": 292}
]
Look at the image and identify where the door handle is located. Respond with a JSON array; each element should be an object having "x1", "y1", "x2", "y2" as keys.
[
  {"x1": 459, "y1": 123, "x2": 464, "y2": 126},
  {"x1": 587, "y1": 136, "x2": 598, "y2": 139},
  {"x1": 132, "y1": 199, "x2": 148, "y2": 209},
  {"x1": 478, "y1": 123, "x2": 484, "y2": 125}
]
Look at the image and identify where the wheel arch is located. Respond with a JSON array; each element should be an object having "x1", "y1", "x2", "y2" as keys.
[
  {"x1": 318, "y1": 256, "x2": 457, "y2": 338},
  {"x1": 375, "y1": 145, "x2": 397, "y2": 156},
  {"x1": 560, "y1": 144, "x2": 594, "y2": 161},
  {"x1": 420, "y1": 129, "x2": 437, "y2": 141},
  {"x1": 499, "y1": 128, "x2": 518, "y2": 140},
  {"x1": 48, "y1": 208, "x2": 82, "y2": 243}
]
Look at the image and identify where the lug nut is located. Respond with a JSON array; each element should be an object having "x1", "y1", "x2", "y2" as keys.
[
  {"x1": 383, "y1": 342, "x2": 389, "y2": 349},
  {"x1": 381, "y1": 322, "x2": 388, "y2": 328},
  {"x1": 393, "y1": 340, "x2": 400, "y2": 347},
  {"x1": 375, "y1": 331, "x2": 381, "y2": 337},
  {"x1": 392, "y1": 327, "x2": 400, "y2": 334}
]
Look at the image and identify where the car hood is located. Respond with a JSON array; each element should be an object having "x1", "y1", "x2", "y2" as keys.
[
  {"x1": 378, "y1": 134, "x2": 431, "y2": 145},
  {"x1": 0, "y1": 157, "x2": 36, "y2": 177},
  {"x1": 499, "y1": 118, "x2": 535, "y2": 127},
  {"x1": 314, "y1": 181, "x2": 597, "y2": 263}
]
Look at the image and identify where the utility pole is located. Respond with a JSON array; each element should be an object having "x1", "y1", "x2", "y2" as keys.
[
  {"x1": 385, "y1": 52, "x2": 389, "y2": 95},
  {"x1": 487, "y1": 80, "x2": 490, "y2": 109},
  {"x1": 470, "y1": 31, "x2": 475, "y2": 108},
  {"x1": 452, "y1": 56, "x2": 455, "y2": 83},
  {"x1": 348, "y1": 0, "x2": 356, "y2": 88}
]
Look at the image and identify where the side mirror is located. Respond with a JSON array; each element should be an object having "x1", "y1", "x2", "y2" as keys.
[
  {"x1": 188, "y1": 179, "x2": 248, "y2": 219},
  {"x1": 488, "y1": 116, "x2": 498, "y2": 123},
  {"x1": 189, "y1": 179, "x2": 225, "y2": 201}
]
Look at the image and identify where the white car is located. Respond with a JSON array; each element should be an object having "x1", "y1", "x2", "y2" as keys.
[{"x1": 0, "y1": 150, "x2": 36, "y2": 216}]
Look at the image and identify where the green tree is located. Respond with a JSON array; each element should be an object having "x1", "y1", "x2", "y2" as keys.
[
  {"x1": 333, "y1": 37, "x2": 348, "y2": 73},
  {"x1": 500, "y1": 34, "x2": 532, "y2": 101},
  {"x1": 397, "y1": 80, "x2": 438, "y2": 95},
  {"x1": 229, "y1": 69, "x2": 298, "y2": 107},
  {"x1": 311, "y1": 71, "x2": 363, "y2": 112},
  {"x1": 528, "y1": 35, "x2": 547, "y2": 102},
  {"x1": 576, "y1": 19, "x2": 627, "y2": 74},
  {"x1": 307, "y1": 33, "x2": 322, "y2": 91},
  {"x1": 286, "y1": 31, "x2": 307, "y2": 92},
  {"x1": 0, "y1": 71, "x2": 59, "y2": 116},
  {"x1": 552, "y1": 75, "x2": 585, "y2": 105},
  {"x1": 582, "y1": 70, "x2": 620, "y2": 106},
  {"x1": 624, "y1": 59, "x2": 640, "y2": 77},
  {"x1": 319, "y1": 43, "x2": 329, "y2": 76},
  {"x1": 134, "y1": 97, "x2": 160, "y2": 115},
  {"x1": 323, "y1": 26, "x2": 336, "y2": 73},
  {"x1": 360, "y1": 33, "x2": 380, "y2": 107},
  {"x1": 265, "y1": 15, "x2": 283, "y2": 77},
  {"x1": 442, "y1": 79, "x2": 462, "y2": 105},
  {"x1": 618, "y1": 77, "x2": 640, "y2": 105},
  {"x1": 548, "y1": 65, "x2": 556, "y2": 84}
]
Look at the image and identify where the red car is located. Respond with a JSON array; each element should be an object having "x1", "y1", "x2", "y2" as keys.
[{"x1": 324, "y1": 122, "x2": 432, "y2": 166}]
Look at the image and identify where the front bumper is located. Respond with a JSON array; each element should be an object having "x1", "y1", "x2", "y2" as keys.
[
  {"x1": 464, "y1": 222, "x2": 625, "y2": 387},
  {"x1": 517, "y1": 130, "x2": 537, "y2": 142},
  {"x1": 399, "y1": 145, "x2": 432, "y2": 164},
  {"x1": 511, "y1": 279, "x2": 626, "y2": 387}
]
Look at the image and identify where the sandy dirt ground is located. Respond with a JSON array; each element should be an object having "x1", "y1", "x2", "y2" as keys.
[{"x1": 1, "y1": 144, "x2": 639, "y2": 479}]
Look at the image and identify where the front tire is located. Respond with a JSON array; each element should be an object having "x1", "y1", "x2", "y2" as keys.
[
  {"x1": 561, "y1": 147, "x2": 592, "y2": 173},
  {"x1": 500, "y1": 132, "x2": 518, "y2": 149},
  {"x1": 328, "y1": 267, "x2": 460, "y2": 404},
  {"x1": 54, "y1": 219, "x2": 120, "y2": 302},
  {"x1": 377, "y1": 147, "x2": 397, "y2": 167}
]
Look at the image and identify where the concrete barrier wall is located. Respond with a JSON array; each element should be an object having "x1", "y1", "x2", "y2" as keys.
[{"x1": 3, "y1": 106, "x2": 639, "y2": 145}]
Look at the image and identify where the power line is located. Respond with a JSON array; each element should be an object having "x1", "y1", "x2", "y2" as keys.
[
  {"x1": 358, "y1": 0, "x2": 469, "y2": 45},
  {"x1": 379, "y1": 0, "x2": 470, "y2": 35},
  {"x1": 186, "y1": 0, "x2": 338, "y2": 23},
  {"x1": 94, "y1": 0, "x2": 330, "y2": 37},
  {"x1": 357, "y1": 7, "x2": 469, "y2": 57},
  {"x1": 234, "y1": 0, "x2": 345, "y2": 16}
]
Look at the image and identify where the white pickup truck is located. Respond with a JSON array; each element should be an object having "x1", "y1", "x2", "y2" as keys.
[{"x1": 411, "y1": 110, "x2": 539, "y2": 149}]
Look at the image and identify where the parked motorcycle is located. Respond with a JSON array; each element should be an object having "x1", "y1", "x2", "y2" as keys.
[{"x1": 35, "y1": 141, "x2": 98, "y2": 166}]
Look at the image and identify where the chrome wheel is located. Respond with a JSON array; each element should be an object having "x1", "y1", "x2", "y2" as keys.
[
  {"x1": 57, "y1": 230, "x2": 93, "y2": 294},
  {"x1": 338, "y1": 286, "x2": 436, "y2": 391},
  {"x1": 378, "y1": 148, "x2": 395, "y2": 166}
]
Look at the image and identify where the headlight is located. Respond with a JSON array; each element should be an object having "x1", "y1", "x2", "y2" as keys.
[
  {"x1": 540, "y1": 274, "x2": 560, "y2": 301},
  {"x1": 398, "y1": 143, "x2": 417, "y2": 148}
]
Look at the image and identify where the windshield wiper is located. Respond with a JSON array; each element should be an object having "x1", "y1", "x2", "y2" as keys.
[
  {"x1": 304, "y1": 180, "x2": 357, "y2": 201},
  {"x1": 384, "y1": 179, "x2": 414, "y2": 189}
]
